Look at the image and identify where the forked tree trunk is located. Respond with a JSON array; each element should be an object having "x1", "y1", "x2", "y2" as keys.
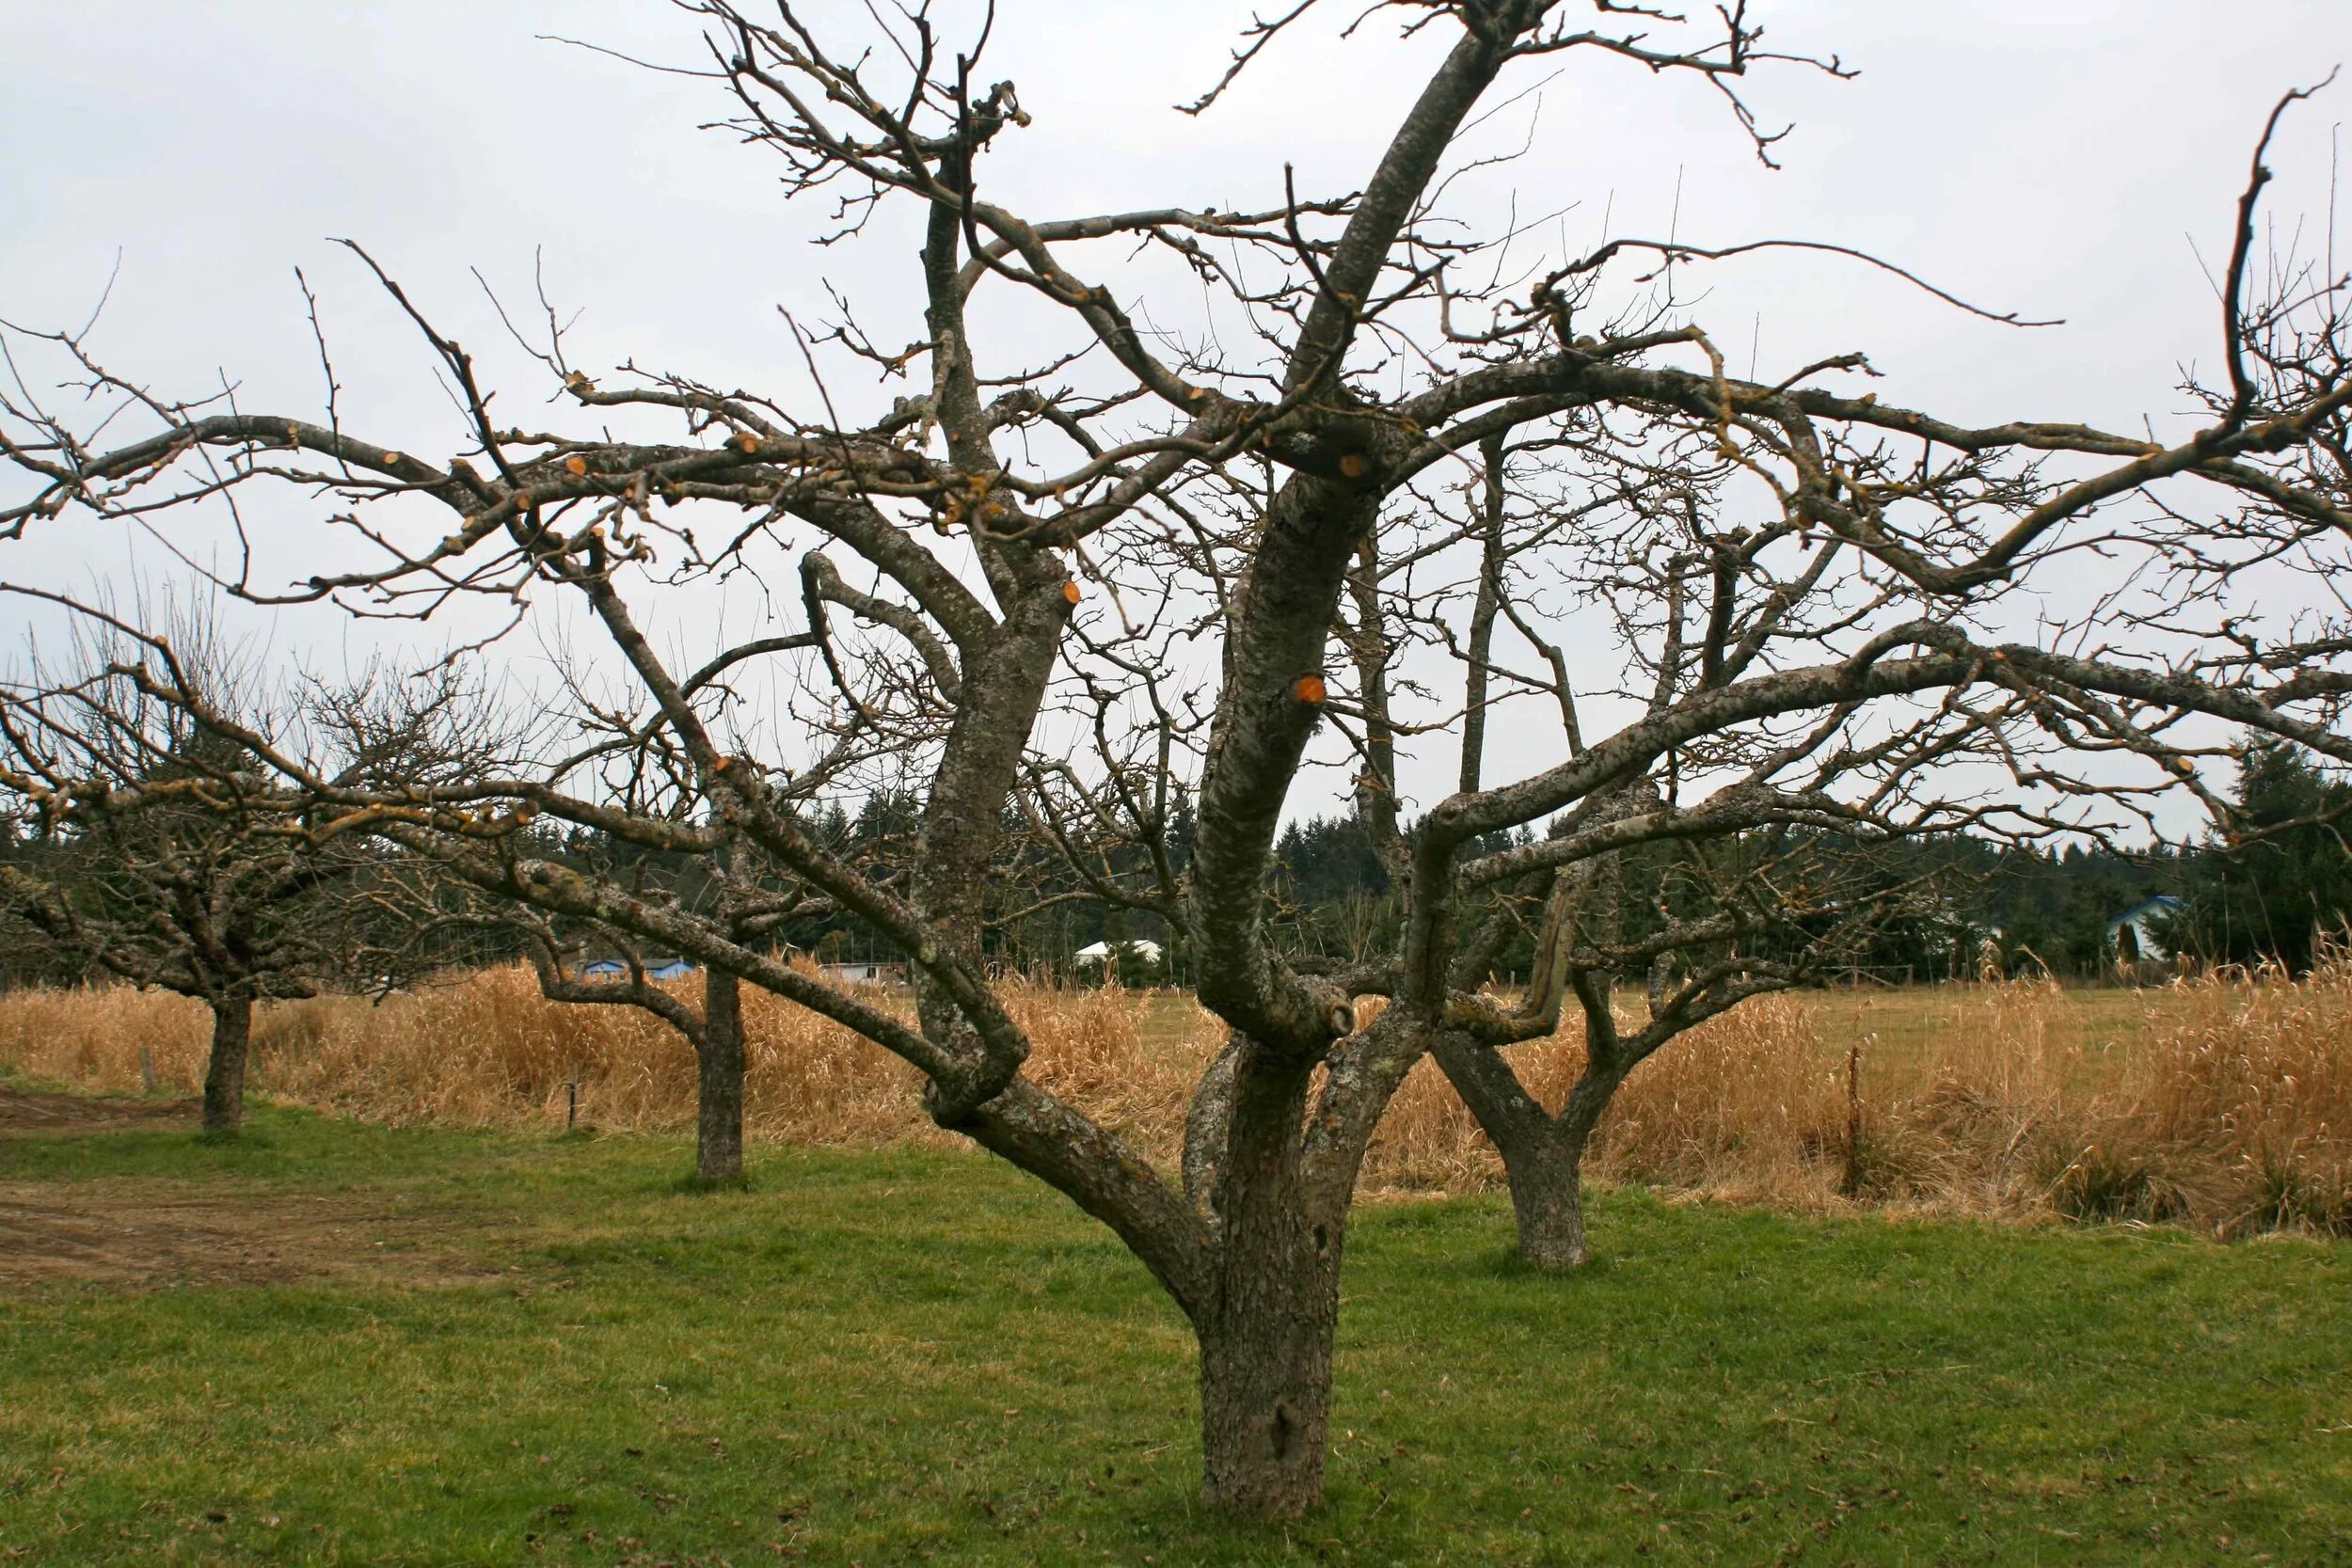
[
  {"x1": 1438, "y1": 1038, "x2": 1625, "y2": 1273},
  {"x1": 1508, "y1": 1063, "x2": 1625, "y2": 1270},
  {"x1": 1197, "y1": 1048, "x2": 1342, "y2": 1518},
  {"x1": 201, "y1": 994, "x2": 253, "y2": 1135},
  {"x1": 696, "y1": 967, "x2": 746, "y2": 1185}
]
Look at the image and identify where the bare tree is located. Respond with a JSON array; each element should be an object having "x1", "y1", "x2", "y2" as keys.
[
  {"x1": 1321, "y1": 419, "x2": 2079, "y2": 1267},
  {"x1": 468, "y1": 835, "x2": 823, "y2": 1186},
  {"x1": 1344, "y1": 74, "x2": 2352, "y2": 1269},
  {"x1": 0, "y1": 610, "x2": 424, "y2": 1133},
  {"x1": 519, "y1": 918, "x2": 752, "y2": 1183},
  {"x1": 4, "y1": 2, "x2": 2350, "y2": 1517}
]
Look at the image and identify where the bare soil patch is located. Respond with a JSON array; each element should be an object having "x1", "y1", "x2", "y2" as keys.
[
  {"x1": 0, "y1": 1178, "x2": 493, "y2": 1291},
  {"x1": 0, "y1": 1088, "x2": 200, "y2": 1138},
  {"x1": 0, "y1": 1090, "x2": 518, "y2": 1292}
]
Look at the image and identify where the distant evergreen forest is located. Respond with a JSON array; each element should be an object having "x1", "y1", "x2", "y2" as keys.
[
  {"x1": 1253, "y1": 746, "x2": 2352, "y2": 982},
  {"x1": 1253, "y1": 810, "x2": 2184, "y2": 984},
  {"x1": 10, "y1": 744, "x2": 2350, "y2": 989},
  {"x1": 567, "y1": 741, "x2": 2352, "y2": 984}
]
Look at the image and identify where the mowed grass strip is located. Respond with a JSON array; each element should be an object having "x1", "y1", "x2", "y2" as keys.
[{"x1": 1, "y1": 1098, "x2": 2347, "y2": 1565}]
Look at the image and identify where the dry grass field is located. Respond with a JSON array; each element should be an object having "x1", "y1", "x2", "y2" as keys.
[{"x1": 3, "y1": 960, "x2": 2346, "y2": 1239}]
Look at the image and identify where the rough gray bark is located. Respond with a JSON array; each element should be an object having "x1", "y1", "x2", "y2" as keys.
[
  {"x1": 1197, "y1": 1043, "x2": 1339, "y2": 1516},
  {"x1": 201, "y1": 994, "x2": 253, "y2": 1136},
  {"x1": 1504, "y1": 1139, "x2": 1589, "y2": 1273},
  {"x1": 516, "y1": 929, "x2": 756, "y2": 1188},
  {"x1": 696, "y1": 966, "x2": 746, "y2": 1185},
  {"x1": 1443, "y1": 1031, "x2": 1626, "y2": 1271}
]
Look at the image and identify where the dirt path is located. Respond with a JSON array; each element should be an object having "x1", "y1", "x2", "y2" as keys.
[
  {"x1": 0, "y1": 1088, "x2": 505, "y2": 1291},
  {"x1": 0, "y1": 1180, "x2": 488, "y2": 1290},
  {"x1": 0, "y1": 1087, "x2": 200, "y2": 1137}
]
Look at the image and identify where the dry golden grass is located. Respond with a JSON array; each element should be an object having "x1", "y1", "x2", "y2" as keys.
[{"x1": 5, "y1": 958, "x2": 2347, "y2": 1238}]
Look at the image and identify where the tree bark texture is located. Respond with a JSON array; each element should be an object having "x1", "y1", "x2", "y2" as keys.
[
  {"x1": 201, "y1": 994, "x2": 252, "y2": 1135},
  {"x1": 1514, "y1": 1064, "x2": 1623, "y2": 1271},
  {"x1": 1504, "y1": 1126, "x2": 1592, "y2": 1272},
  {"x1": 1439, "y1": 1035, "x2": 1625, "y2": 1271},
  {"x1": 697, "y1": 966, "x2": 746, "y2": 1185},
  {"x1": 1197, "y1": 1046, "x2": 1343, "y2": 1518}
]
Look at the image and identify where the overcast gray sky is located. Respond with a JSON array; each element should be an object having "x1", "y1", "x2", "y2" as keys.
[
  {"x1": 4, "y1": 1, "x2": 2349, "y2": 824},
  {"x1": 8, "y1": 3, "x2": 2345, "y2": 420}
]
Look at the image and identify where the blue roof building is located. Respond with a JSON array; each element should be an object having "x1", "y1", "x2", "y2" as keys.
[{"x1": 577, "y1": 957, "x2": 697, "y2": 981}]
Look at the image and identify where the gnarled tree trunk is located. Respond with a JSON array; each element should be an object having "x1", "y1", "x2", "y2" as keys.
[
  {"x1": 696, "y1": 966, "x2": 746, "y2": 1185},
  {"x1": 201, "y1": 994, "x2": 253, "y2": 1135},
  {"x1": 1502, "y1": 1125, "x2": 1589, "y2": 1272},
  {"x1": 1503, "y1": 1070, "x2": 1622, "y2": 1271},
  {"x1": 1196, "y1": 1044, "x2": 1342, "y2": 1519},
  {"x1": 1438, "y1": 1036, "x2": 1625, "y2": 1272}
]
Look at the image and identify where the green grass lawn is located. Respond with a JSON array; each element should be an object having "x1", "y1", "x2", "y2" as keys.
[{"x1": 3, "y1": 1094, "x2": 2349, "y2": 1565}]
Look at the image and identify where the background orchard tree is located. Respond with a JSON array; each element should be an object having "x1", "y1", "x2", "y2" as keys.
[
  {"x1": 5, "y1": 0, "x2": 2352, "y2": 1519},
  {"x1": 516, "y1": 912, "x2": 753, "y2": 1185},
  {"x1": 462, "y1": 837, "x2": 830, "y2": 1186},
  {"x1": 1336, "y1": 421, "x2": 2114, "y2": 1269},
  {"x1": 0, "y1": 606, "x2": 431, "y2": 1133}
]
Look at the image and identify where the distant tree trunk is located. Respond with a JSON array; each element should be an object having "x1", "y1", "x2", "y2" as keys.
[
  {"x1": 1507, "y1": 1068, "x2": 1624, "y2": 1272},
  {"x1": 201, "y1": 995, "x2": 253, "y2": 1135},
  {"x1": 1438, "y1": 1037, "x2": 1625, "y2": 1272},
  {"x1": 697, "y1": 967, "x2": 746, "y2": 1185},
  {"x1": 1196, "y1": 1046, "x2": 1340, "y2": 1519}
]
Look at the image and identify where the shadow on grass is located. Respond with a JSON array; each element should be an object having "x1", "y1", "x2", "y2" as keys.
[{"x1": 672, "y1": 1171, "x2": 754, "y2": 1196}]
